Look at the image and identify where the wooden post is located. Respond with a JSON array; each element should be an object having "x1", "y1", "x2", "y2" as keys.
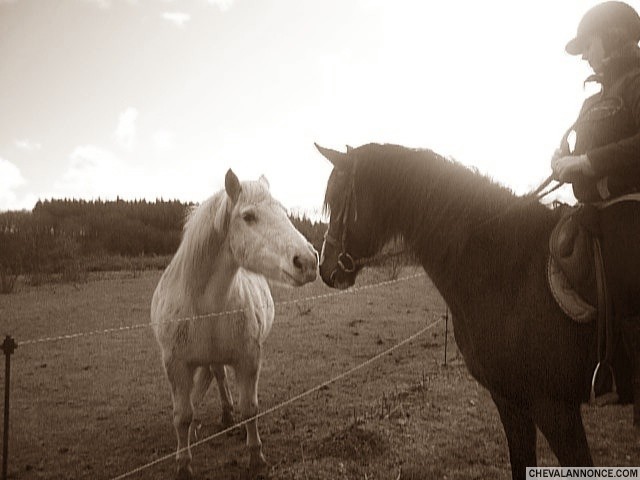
[
  {"x1": 443, "y1": 307, "x2": 449, "y2": 366},
  {"x1": 2, "y1": 335, "x2": 17, "y2": 480}
]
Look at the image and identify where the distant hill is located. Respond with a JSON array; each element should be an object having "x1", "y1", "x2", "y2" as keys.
[{"x1": 0, "y1": 198, "x2": 326, "y2": 288}]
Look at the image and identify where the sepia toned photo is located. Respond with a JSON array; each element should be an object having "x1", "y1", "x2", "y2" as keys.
[{"x1": 1, "y1": 1, "x2": 639, "y2": 479}]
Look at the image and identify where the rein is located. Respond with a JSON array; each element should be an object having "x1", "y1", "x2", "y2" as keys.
[
  {"x1": 531, "y1": 174, "x2": 564, "y2": 201},
  {"x1": 471, "y1": 174, "x2": 564, "y2": 232}
]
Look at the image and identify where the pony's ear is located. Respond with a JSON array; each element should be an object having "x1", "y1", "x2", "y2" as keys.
[
  {"x1": 225, "y1": 169, "x2": 241, "y2": 203},
  {"x1": 314, "y1": 143, "x2": 348, "y2": 169},
  {"x1": 346, "y1": 144, "x2": 354, "y2": 153},
  {"x1": 259, "y1": 174, "x2": 270, "y2": 189}
]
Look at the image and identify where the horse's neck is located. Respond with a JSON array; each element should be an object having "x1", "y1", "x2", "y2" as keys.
[{"x1": 379, "y1": 160, "x2": 515, "y2": 306}]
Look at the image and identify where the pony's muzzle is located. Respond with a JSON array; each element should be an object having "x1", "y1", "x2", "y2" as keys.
[{"x1": 292, "y1": 243, "x2": 318, "y2": 283}]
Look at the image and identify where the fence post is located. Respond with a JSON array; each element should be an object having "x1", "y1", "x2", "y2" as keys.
[
  {"x1": 2, "y1": 335, "x2": 16, "y2": 480},
  {"x1": 443, "y1": 307, "x2": 449, "y2": 366}
]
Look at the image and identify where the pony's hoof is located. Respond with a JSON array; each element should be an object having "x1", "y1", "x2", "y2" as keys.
[
  {"x1": 176, "y1": 465, "x2": 193, "y2": 480},
  {"x1": 249, "y1": 446, "x2": 268, "y2": 472},
  {"x1": 221, "y1": 410, "x2": 235, "y2": 430},
  {"x1": 191, "y1": 419, "x2": 203, "y2": 442}
]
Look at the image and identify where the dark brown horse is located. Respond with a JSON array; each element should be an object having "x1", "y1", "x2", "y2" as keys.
[{"x1": 314, "y1": 142, "x2": 631, "y2": 480}]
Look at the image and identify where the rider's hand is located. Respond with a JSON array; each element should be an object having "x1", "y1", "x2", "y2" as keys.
[{"x1": 550, "y1": 154, "x2": 595, "y2": 182}]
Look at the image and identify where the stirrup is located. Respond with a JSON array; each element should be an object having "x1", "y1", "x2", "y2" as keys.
[{"x1": 590, "y1": 362, "x2": 619, "y2": 406}]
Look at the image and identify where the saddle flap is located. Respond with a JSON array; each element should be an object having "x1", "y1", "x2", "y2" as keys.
[
  {"x1": 549, "y1": 208, "x2": 598, "y2": 306},
  {"x1": 548, "y1": 257, "x2": 596, "y2": 323}
]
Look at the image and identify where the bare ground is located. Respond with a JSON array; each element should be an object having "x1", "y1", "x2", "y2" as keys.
[{"x1": 0, "y1": 267, "x2": 638, "y2": 480}]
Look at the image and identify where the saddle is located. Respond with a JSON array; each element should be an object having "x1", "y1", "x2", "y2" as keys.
[
  {"x1": 548, "y1": 206, "x2": 600, "y2": 323},
  {"x1": 548, "y1": 205, "x2": 618, "y2": 405}
]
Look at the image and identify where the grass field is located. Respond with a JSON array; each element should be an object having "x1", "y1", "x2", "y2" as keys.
[{"x1": 0, "y1": 267, "x2": 638, "y2": 479}]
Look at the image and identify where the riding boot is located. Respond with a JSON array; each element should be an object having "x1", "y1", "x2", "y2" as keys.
[{"x1": 621, "y1": 315, "x2": 640, "y2": 426}]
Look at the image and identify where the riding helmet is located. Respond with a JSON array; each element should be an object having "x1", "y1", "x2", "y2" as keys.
[{"x1": 566, "y1": 1, "x2": 640, "y2": 55}]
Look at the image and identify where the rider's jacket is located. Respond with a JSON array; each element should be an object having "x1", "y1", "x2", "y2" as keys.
[{"x1": 565, "y1": 55, "x2": 640, "y2": 202}]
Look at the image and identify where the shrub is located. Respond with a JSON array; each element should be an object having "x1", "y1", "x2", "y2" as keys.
[{"x1": 0, "y1": 268, "x2": 17, "y2": 294}]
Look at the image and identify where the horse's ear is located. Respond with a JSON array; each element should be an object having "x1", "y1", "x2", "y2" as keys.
[
  {"x1": 346, "y1": 145, "x2": 354, "y2": 153},
  {"x1": 259, "y1": 174, "x2": 270, "y2": 190},
  {"x1": 225, "y1": 169, "x2": 241, "y2": 203},
  {"x1": 314, "y1": 143, "x2": 348, "y2": 169}
]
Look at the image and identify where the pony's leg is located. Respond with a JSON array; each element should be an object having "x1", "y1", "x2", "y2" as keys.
[
  {"x1": 491, "y1": 393, "x2": 536, "y2": 480},
  {"x1": 190, "y1": 366, "x2": 214, "y2": 440},
  {"x1": 166, "y1": 359, "x2": 197, "y2": 479},
  {"x1": 213, "y1": 364, "x2": 235, "y2": 428},
  {"x1": 235, "y1": 361, "x2": 267, "y2": 470},
  {"x1": 532, "y1": 398, "x2": 593, "y2": 467}
]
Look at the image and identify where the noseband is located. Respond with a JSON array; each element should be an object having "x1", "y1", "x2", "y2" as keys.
[
  {"x1": 324, "y1": 152, "x2": 412, "y2": 283},
  {"x1": 324, "y1": 163, "x2": 358, "y2": 281},
  {"x1": 323, "y1": 156, "x2": 379, "y2": 283}
]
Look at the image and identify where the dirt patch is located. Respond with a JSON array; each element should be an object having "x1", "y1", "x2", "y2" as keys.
[{"x1": 310, "y1": 424, "x2": 389, "y2": 461}]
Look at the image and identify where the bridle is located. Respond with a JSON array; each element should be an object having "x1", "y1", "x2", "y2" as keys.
[
  {"x1": 323, "y1": 160, "x2": 360, "y2": 282},
  {"x1": 323, "y1": 154, "x2": 408, "y2": 284}
]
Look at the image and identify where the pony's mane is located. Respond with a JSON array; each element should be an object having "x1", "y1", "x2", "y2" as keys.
[
  {"x1": 183, "y1": 179, "x2": 271, "y2": 243},
  {"x1": 171, "y1": 180, "x2": 272, "y2": 291}
]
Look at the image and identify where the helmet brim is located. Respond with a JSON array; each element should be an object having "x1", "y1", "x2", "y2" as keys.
[{"x1": 565, "y1": 36, "x2": 586, "y2": 55}]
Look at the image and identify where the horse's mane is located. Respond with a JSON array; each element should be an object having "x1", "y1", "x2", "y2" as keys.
[{"x1": 350, "y1": 143, "x2": 558, "y2": 259}]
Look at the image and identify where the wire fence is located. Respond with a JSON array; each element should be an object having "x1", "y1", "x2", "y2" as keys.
[
  {"x1": 16, "y1": 272, "x2": 427, "y2": 347},
  {"x1": 3, "y1": 271, "x2": 446, "y2": 480},
  {"x1": 110, "y1": 315, "x2": 442, "y2": 480}
]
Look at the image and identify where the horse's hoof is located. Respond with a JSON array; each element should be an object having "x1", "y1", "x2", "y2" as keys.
[{"x1": 176, "y1": 465, "x2": 193, "y2": 480}]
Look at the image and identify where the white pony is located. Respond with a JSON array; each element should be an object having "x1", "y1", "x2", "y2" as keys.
[{"x1": 151, "y1": 169, "x2": 318, "y2": 479}]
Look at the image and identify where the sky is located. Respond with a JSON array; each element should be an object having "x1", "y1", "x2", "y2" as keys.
[{"x1": 0, "y1": 0, "x2": 625, "y2": 216}]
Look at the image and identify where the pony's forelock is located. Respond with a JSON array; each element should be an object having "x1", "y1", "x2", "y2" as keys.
[
  {"x1": 213, "y1": 193, "x2": 232, "y2": 234},
  {"x1": 183, "y1": 178, "x2": 273, "y2": 239}
]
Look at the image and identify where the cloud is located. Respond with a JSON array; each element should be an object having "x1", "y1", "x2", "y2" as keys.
[
  {"x1": 80, "y1": 0, "x2": 138, "y2": 8},
  {"x1": 56, "y1": 145, "x2": 131, "y2": 200},
  {"x1": 55, "y1": 144, "x2": 191, "y2": 202},
  {"x1": 114, "y1": 107, "x2": 138, "y2": 151},
  {"x1": 81, "y1": 0, "x2": 111, "y2": 9},
  {"x1": 206, "y1": 0, "x2": 234, "y2": 12},
  {"x1": 161, "y1": 11, "x2": 191, "y2": 27},
  {"x1": 0, "y1": 157, "x2": 26, "y2": 211},
  {"x1": 15, "y1": 139, "x2": 42, "y2": 151}
]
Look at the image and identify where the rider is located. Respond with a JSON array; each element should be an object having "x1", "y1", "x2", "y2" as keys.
[{"x1": 551, "y1": 1, "x2": 640, "y2": 425}]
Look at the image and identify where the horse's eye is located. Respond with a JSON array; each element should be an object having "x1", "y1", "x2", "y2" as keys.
[{"x1": 242, "y1": 211, "x2": 257, "y2": 223}]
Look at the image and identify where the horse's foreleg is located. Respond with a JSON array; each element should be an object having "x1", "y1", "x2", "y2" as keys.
[
  {"x1": 491, "y1": 393, "x2": 537, "y2": 480},
  {"x1": 167, "y1": 359, "x2": 196, "y2": 479},
  {"x1": 532, "y1": 397, "x2": 593, "y2": 467},
  {"x1": 236, "y1": 361, "x2": 267, "y2": 471},
  {"x1": 213, "y1": 364, "x2": 235, "y2": 428}
]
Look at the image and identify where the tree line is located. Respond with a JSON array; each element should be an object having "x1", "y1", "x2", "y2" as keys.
[{"x1": 0, "y1": 198, "x2": 326, "y2": 287}]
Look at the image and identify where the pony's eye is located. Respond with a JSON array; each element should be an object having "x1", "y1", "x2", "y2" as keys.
[{"x1": 242, "y1": 211, "x2": 257, "y2": 223}]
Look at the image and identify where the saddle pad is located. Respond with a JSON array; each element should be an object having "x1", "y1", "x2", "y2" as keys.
[{"x1": 547, "y1": 256, "x2": 596, "y2": 323}]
